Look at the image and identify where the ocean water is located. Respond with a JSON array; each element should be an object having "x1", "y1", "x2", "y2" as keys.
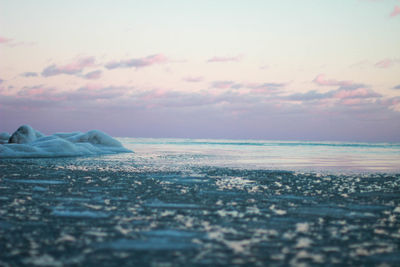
[
  {"x1": 121, "y1": 138, "x2": 400, "y2": 173},
  {"x1": 1, "y1": 138, "x2": 400, "y2": 266}
]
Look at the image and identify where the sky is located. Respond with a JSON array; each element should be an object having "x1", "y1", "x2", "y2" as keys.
[{"x1": 1, "y1": 0, "x2": 400, "y2": 142}]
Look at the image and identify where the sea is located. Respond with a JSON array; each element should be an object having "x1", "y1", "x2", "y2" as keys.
[
  {"x1": 1, "y1": 138, "x2": 400, "y2": 266},
  {"x1": 122, "y1": 138, "x2": 400, "y2": 173}
]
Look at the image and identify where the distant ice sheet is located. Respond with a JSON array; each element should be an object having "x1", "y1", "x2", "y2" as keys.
[{"x1": 0, "y1": 125, "x2": 132, "y2": 158}]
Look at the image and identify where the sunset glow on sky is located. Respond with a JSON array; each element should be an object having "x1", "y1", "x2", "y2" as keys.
[{"x1": 1, "y1": 0, "x2": 400, "y2": 141}]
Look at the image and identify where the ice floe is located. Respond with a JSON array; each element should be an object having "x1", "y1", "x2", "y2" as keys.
[{"x1": 0, "y1": 125, "x2": 132, "y2": 158}]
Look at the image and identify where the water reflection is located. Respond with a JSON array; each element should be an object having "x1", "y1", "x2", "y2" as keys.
[{"x1": 119, "y1": 138, "x2": 400, "y2": 173}]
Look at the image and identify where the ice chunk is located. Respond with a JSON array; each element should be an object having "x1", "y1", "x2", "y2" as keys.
[
  {"x1": 96, "y1": 237, "x2": 199, "y2": 251},
  {"x1": 0, "y1": 125, "x2": 132, "y2": 158},
  {"x1": 0, "y1": 132, "x2": 10, "y2": 144},
  {"x1": 8, "y1": 125, "x2": 44, "y2": 144},
  {"x1": 144, "y1": 200, "x2": 200, "y2": 209},
  {"x1": 51, "y1": 208, "x2": 109, "y2": 218},
  {"x1": 4, "y1": 179, "x2": 66, "y2": 185}
]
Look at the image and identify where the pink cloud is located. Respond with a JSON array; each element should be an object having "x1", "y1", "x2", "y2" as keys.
[
  {"x1": 380, "y1": 97, "x2": 400, "y2": 107},
  {"x1": 139, "y1": 89, "x2": 170, "y2": 103},
  {"x1": 210, "y1": 81, "x2": 285, "y2": 92},
  {"x1": 22, "y1": 87, "x2": 45, "y2": 97},
  {"x1": 13, "y1": 84, "x2": 128, "y2": 104},
  {"x1": 42, "y1": 57, "x2": 96, "y2": 77},
  {"x1": 83, "y1": 70, "x2": 102, "y2": 80},
  {"x1": 333, "y1": 88, "x2": 381, "y2": 99},
  {"x1": 341, "y1": 99, "x2": 362, "y2": 106},
  {"x1": 207, "y1": 55, "x2": 242, "y2": 63},
  {"x1": 83, "y1": 83, "x2": 104, "y2": 91},
  {"x1": 68, "y1": 85, "x2": 126, "y2": 101},
  {"x1": 390, "y1": 5, "x2": 400, "y2": 17},
  {"x1": 105, "y1": 54, "x2": 168, "y2": 69},
  {"x1": 374, "y1": 58, "x2": 399, "y2": 68},
  {"x1": 313, "y1": 74, "x2": 352, "y2": 86},
  {"x1": 0, "y1": 36, "x2": 35, "y2": 47},
  {"x1": 287, "y1": 84, "x2": 381, "y2": 103},
  {"x1": 0, "y1": 36, "x2": 12, "y2": 44},
  {"x1": 16, "y1": 86, "x2": 61, "y2": 101}
]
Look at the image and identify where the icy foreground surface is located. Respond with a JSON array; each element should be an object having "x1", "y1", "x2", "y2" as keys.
[
  {"x1": 0, "y1": 156, "x2": 399, "y2": 266},
  {"x1": 0, "y1": 125, "x2": 132, "y2": 158}
]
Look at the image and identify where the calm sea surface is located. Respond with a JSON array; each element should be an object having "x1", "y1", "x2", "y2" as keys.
[
  {"x1": 1, "y1": 137, "x2": 400, "y2": 266},
  {"x1": 119, "y1": 138, "x2": 400, "y2": 173}
]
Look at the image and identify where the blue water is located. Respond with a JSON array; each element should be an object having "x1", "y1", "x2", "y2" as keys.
[
  {"x1": 1, "y1": 138, "x2": 400, "y2": 266},
  {"x1": 118, "y1": 138, "x2": 400, "y2": 173}
]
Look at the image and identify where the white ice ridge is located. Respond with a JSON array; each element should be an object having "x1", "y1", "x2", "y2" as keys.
[{"x1": 0, "y1": 125, "x2": 132, "y2": 158}]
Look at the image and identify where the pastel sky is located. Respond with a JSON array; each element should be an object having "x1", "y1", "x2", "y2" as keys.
[{"x1": 1, "y1": 0, "x2": 400, "y2": 142}]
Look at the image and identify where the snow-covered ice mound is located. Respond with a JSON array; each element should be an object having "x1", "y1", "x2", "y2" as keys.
[
  {"x1": 0, "y1": 125, "x2": 132, "y2": 158},
  {"x1": 0, "y1": 132, "x2": 11, "y2": 144}
]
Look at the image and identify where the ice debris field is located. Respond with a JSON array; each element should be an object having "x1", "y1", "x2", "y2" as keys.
[{"x1": 0, "y1": 125, "x2": 132, "y2": 158}]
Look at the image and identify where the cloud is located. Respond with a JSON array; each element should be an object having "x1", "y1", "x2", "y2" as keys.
[
  {"x1": 0, "y1": 79, "x2": 4, "y2": 84},
  {"x1": 393, "y1": 84, "x2": 400, "y2": 90},
  {"x1": 61, "y1": 85, "x2": 125, "y2": 101},
  {"x1": 374, "y1": 58, "x2": 399, "y2": 68},
  {"x1": 333, "y1": 87, "x2": 381, "y2": 99},
  {"x1": 210, "y1": 80, "x2": 285, "y2": 92},
  {"x1": 3, "y1": 83, "x2": 260, "y2": 112},
  {"x1": 105, "y1": 54, "x2": 168, "y2": 69},
  {"x1": 207, "y1": 55, "x2": 242, "y2": 63},
  {"x1": 182, "y1": 76, "x2": 204, "y2": 83},
  {"x1": 17, "y1": 85, "x2": 57, "y2": 99},
  {"x1": 83, "y1": 70, "x2": 102, "y2": 80},
  {"x1": 211, "y1": 81, "x2": 236, "y2": 89},
  {"x1": 336, "y1": 83, "x2": 368, "y2": 91},
  {"x1": 41, "y1": 57, "x2": 96, "y2": 77},
  {"x1": 378, "y1": 97, "x2": 400, "y2": 112},
  {"x1": 390, "y1": 5, "x2": 400, "y2": 17},
  {"x1": 313, "y1": 74, "x2": 352, "y2": 86},
  {"x1": 0, "y1": 36, "x2": 35, "y2": 47},
  {"x1": 247, "y1": 83, "x2": 285, "y2": 93},
  {"x1": 349, "y1": 60, "x2": 369, "y2": 69},
  {"x1": 135, "y1": 89, "x2": 223, "y2": 108},
  {"x1": 132, "y1": 88, "x2": 269, "y2": 110},
  {"x1": 382, "y1": 96, "x2": 400, "y2": 106},
  {"x1": 287, "y1": 90, "x2": 332, "y2": 101},
  {"x1": 21, "y1": 72, "x2": 38, "y2": 77},
  {"x1": 286, "y1": 85, "x2": 381, "y2": 103},
  {"x1": 8, "y1": 84, "x2": 129, "y2": 107},
  {"x1": 0, "y1": 36, "x2": 12, "y2": 44},
  {"x1": 1, "y1": 81, "x2": 400, "y2": 141}
]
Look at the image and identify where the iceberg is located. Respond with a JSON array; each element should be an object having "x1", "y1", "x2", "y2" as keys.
[{"x1": 0, "y1": 125, "x2": 132, "y2": 158}]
